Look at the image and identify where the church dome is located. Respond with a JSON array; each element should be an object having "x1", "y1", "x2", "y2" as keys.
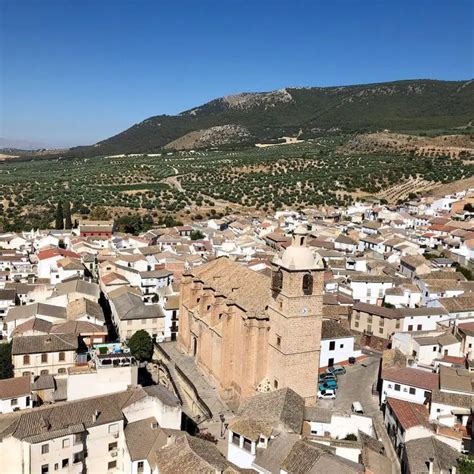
[{"x1": 273, "y1": 225, "x2": 324, "y2": 271}]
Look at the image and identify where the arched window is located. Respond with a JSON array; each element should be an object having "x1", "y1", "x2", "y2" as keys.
[
  {"x1": 272, "y1": 269, "x2": 283, "y2": 291},
  {"x1": 302, "y1": 273, "x2": 313, "y2": 295}
]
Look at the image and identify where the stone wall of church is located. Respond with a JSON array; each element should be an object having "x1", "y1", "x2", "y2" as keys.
[{"x1": 178, "y1": 275, "x2": 269, "y2": 404}]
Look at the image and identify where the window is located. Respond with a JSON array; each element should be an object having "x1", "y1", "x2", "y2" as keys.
[
  {"x1": 58, "y1": 352, "x2": 65, "y2": 362},
  {"x1": 355, "y1": 312, "x2": 360, "y2": 320},
  {"x1": 379, "y1": 318, "x2": 385, "y2": 326},
  {"x1": 243, "y1": 437, "x2": 252, "y2": 452},
  {"x1": 41, "y1": 353, "x2": 48, "y2": 363},
  {"x1": 395, "y1": 320, "x2": 401, "y2": 329},
  {"x1": 367, "y1": 325, "x2": 372, "y2": 333},
  {"x1": 329, "y1": 341, "x2": 335, "y2": 351},
  {"x1": 366, "y1": 288, "x2": 372, "y2": 297},
  {"x1": 232, "y1": 433, "x2": 240, "y2": 445},
  {"x1": 354, "y1": 321, "x2": 359, "y2": 328},
  {"x1": 62, "y1": 459, "x2": 69, "y2": 468},
  {"x1": 388, "y1": 384, "x2": 392, "y2": 388},
  {"x1": 408, "y1": 325, "x2": 413, "y2": 331},
  {"x1": 272, "y1": 269, "x2": 283, "y2": 291},
  {"x1": 41, "y1": 444, "x2": 49, "y2": 454},
  {"x1": 73, "y1": 452, "x2": 84, "y2": 464},
  {"x1": 417, "y1": 324, "x2": 422, "y2": 330},
  {"x1": 378, "y1": 327, "x2": 383, "y2": 334},
  {"x1": 23, "y1": 355, "x2": 30, "y2": 365},
  {"x1": 302, "y1": 273, "x2": 313, "y2": 295},
  {"x1": 108, "y1": 423, "x2": 119, "y2": 434},
  {"x1": 339, "y1": 344, "x2": 344, "y2": 348},
  {"x1": 23, "y1": 371, "x2": 31, "y2": 377},
  {"x1": 394, "y1": 384, "x2": 401, "y2": 391},
  {"x1": 433, "y1": 346, "x2": 437, "y2": 352},
  {"x1": 62, "y1": 438, "x2": 70, "y2": 448},
  {"x1": 58, "y1": 368, "x2": 66, "y2": 374},
  {"x1": 276, "y1": 335, "x2": 281, "y2": 347},
  {"x1": 10, "y1": 398, "x2": 17, "y2": 407},
  {"x1": 54, "y1": 464, "x2": 58, "y2": 471},
  {"x1": 137, "y1": 461, "x2": 144, "y2": 473},
  {"x1": 108, "y1": 461, "x2": 117, "y2": 470},
  {"x1": 409, "y1": 387, "x2": 416, "y2": 395},
  {"x1": 73, "y1": 433, "x2": 82, "y2": 445},
  {"x1": 40, "y1": 370, "x2": 49, "y2": 376},
  {"x1": 108, "y1": 442, "x2": 117, "y2": 452},
  {"x1": 424, "y1": 391, "x2": 430, "y2": 399},
  {"x1": 41, "y1": 465, "x2": 49, "y2": 474}
]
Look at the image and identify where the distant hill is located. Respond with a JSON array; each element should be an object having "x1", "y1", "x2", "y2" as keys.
[{"x1": 61, "y1": 79, "x2": 474, "y2": 156}]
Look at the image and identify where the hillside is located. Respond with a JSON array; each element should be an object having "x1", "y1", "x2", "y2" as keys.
[{"x1": 65, "y1": 79, "x2": 473, "y2": 157}]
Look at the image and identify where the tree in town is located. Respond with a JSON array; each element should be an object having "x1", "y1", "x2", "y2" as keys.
[
  {"x1": 190, "y1": 229, "x2": 205, "y2": 240},
  {"x1": 128, "y1": 330, "x2": 154, "y2": 362},
  {"x1": 64, "y1": 201, "x2": 73, "y2": 229},
  {"x1": 0, "y1": 343, "x2": 13, "y2": 379},
  {"x1": 55, "y1": 200, "x2": 64, "y2": 229}
]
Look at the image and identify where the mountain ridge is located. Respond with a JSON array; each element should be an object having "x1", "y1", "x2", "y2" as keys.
[{"x1": 51, "y1": 79, "x2": 474, "y2": 157}]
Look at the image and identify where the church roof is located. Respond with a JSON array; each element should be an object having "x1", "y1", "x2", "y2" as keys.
[{"x1": 191, "y1": 257, "x2": 269, "y2": 316}]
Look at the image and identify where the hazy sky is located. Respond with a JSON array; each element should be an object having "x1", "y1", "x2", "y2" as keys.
[{"x1": 1, "y1": 0, "x2": 472, "y2": 148}]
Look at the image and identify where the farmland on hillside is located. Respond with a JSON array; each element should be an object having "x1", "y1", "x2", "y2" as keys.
[{"x1": 0, "y1": 136, "x2": 473, "y2": 230}]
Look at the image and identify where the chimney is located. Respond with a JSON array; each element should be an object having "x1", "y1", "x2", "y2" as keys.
[
  {"x1": 92, "y1": 409, "x2": 100, "y2": 423},
  {"x1": 40, "y1": 416, "x2": 50, "y2": 432},
  {"x1": 428, "y1": 458, "x2": 434, "y2": 474}
]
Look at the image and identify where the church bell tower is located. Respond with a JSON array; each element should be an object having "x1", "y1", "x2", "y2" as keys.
[{"x1": 266, "y1": 225, "x2": 324, "y2": 402}]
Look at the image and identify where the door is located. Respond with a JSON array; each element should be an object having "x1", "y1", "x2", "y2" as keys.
[{"x1": 328, "y1": 358, "x2": 334, "y2": 367}]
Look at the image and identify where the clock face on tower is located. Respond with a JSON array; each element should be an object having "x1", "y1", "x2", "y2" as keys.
[{"x1": 301, "y1": 307, "x2": 308, "y2": 316}]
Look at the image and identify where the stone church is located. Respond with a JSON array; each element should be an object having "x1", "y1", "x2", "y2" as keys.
[{"x1": 178, "y1": 226, "x2": 324, "y2": 405}]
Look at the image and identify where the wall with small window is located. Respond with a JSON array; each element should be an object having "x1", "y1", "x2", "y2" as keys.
[
  {"x1": 29, "y1": 430, "x2": 89, "y2": 474},
  {"x1": 320, "y1": 336, "x2": 361, "y2": 369},
  {"x1": 0, "y1": 393, "x2": 31, "y2": 414},
  {"x1": 381, "y1": 379, "x2": 431, "y2": 405},
  {"x1": 12, "y1": 350, "x2": 76, "y2": 377}
]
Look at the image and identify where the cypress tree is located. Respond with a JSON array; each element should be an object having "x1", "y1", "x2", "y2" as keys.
[
  {"x1": 64, "y1": 202, "x2": 73, "y2": 229},
  {"x1": 55, "y1": 200, "x2": 64, "y2": 229}
]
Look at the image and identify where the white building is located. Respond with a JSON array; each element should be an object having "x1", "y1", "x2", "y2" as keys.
[
  {"x1": 320, "y1": 320, "x2": 361, "y2": 369},
  {"x1": 0, "y1": 385, "x2": 182, "y2": 474},
  {"x1": 381, "y1": 367, "x2": 439, "y2": 405},
  {"x1": 349, "y1": 274, "x2": 394, "y2": 305},
  {"x1": 0, "y1": 377, "x2": 31, "y2": 413}
]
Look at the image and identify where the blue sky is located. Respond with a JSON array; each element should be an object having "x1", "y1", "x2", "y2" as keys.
[{"x1": 1, "y1": 0, "x2": 472, "y2": 148}]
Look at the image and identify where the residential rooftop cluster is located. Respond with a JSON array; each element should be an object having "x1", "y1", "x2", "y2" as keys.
[{"x1": 0, "y1": 188, "x2": 472, "y2": 473}]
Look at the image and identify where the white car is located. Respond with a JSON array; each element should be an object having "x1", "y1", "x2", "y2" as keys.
[{"x1": 317, "y1": 389, "x2": 336, "y2": 400}]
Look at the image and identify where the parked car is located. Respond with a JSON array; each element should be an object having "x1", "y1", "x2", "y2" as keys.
[
  {"x1": 318, "y1": 389, "x2": 336, "y2": 400},
  {"x1": 328, "y1": 365, "x2": 346, "y2": 375},
  {"x1": 352, "y1": 401, "x2": 364, "y2": 414},
  {"x1": 319, "y1": 380, "x2": 337, "y2": 391},
  {"x1": 318, "y1": 373, "x2": 337, "y2": 383}
]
